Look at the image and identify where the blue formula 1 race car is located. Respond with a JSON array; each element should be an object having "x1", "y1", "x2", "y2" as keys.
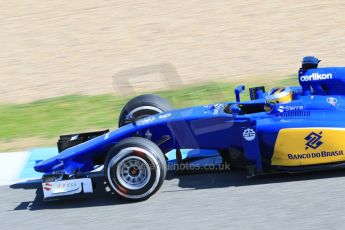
[{"x1": 35, "y1": 56, "x2": 345, "y2": 200}]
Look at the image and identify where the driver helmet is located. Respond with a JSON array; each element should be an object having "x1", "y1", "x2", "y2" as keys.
[{"x1": 264, "y1": 86, "x2": 293, "y2": 112}]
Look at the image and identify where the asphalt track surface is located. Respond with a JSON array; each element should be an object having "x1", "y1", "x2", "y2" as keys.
[{"x1": 2, "y1": 169, "x2": 345, "y2": 230}]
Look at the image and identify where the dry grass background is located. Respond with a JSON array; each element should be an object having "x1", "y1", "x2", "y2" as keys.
[{"x1": 1, "y1": 0, "x2": 345, "y2": 103}]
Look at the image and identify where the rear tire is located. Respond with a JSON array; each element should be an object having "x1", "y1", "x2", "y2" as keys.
[
  {"x1": 104, "y1": 137, "x2": 167, "y2": 200},
  {"x1": 118, "y1": 94, "x2": 173, "y2": 127}
]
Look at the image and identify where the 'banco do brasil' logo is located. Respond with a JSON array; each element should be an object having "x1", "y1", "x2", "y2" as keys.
[{"x1": 305, "y1": 131, "x2": 323, "y2": 150}]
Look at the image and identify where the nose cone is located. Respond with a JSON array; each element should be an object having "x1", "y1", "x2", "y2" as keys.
[{"x1": 34, "y1": 157, "x2": 59, "y2": 173}]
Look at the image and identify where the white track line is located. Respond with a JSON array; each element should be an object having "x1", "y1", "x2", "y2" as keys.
[{"x1": 0, "y1": 152, "x2": 30, "y2": 186}]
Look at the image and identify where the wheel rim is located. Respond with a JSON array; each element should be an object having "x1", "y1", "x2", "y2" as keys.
[
  {"x1": 107, "y1": 147, "x2": 161, "y2": 199},
  {"x1": 116, "y1": 156, "x2": 151, "y2": 190},
  {"x1": 124, "y1": 106, "x2": 163, "y2": 125},
  {"x1": 128, "y1": 106, "x2": 163, "y2": 117}
]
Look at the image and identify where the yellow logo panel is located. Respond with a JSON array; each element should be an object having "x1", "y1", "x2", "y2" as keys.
[{"x1": 272, "y1": 128, "x2": 345, "y2": 166}]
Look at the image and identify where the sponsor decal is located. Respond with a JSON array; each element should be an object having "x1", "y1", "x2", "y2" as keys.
[
  {"x1": 277, "y1": 106, "x2": 284, "y2": 113},
  {"x1": 272, "y1": 128, "x2": 345, "y2": 166},
  {"x1": 277, "y1": 105, "x2": 304, "y2": 113},
  {"x1": 305, "y1": 131, "x2": 323, "y2": 150},
  {"x1": 243, "y1": 128, "x2": 256, "y2": 141},
  {"x1": 140, "y1": 116, "x2": 155, "y2": 124},
  {"x1": 288, "y1": 151, "x2": 344, "y2": 160},
  {"x1": 43, "y1": 181, "x2": 78, "y2": 192},
  {"x1": 327, "y1": 97, "x2": 337, "y2": 106},
  {"x1": 43, "y1": 182, "x2": 52, "y2": 191},
  {"x1": 287, "y1": 131, "x2": 342, "y2": 161},
  {"x1": 71, "y1": 135, "x2": 78, "y2": 141},
  {"x1": 158, "y1": 113, "x2": 172, "y2": 119},
  {"x1": 54, "y1": 182, "x2": 77, "y2": 189},
  {"x1": 300, "y1": 73, "x2": 333, "y2": 82}
]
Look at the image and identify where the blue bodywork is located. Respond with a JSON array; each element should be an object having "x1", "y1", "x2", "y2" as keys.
[{"x1": 35, "y1": 65, "x2": 345, "y2": 176}]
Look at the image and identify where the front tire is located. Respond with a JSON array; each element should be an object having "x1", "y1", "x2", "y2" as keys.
[{"x1": 104, "y1": 137, "x2": 167, "y2": 200}]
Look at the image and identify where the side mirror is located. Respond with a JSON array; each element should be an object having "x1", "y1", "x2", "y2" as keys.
[{"x1": 234, "y1": 85, "x2": 245, "y2": 102}]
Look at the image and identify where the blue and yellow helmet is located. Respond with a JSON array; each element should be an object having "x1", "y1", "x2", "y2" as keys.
[
  {"x1": 264, "y1": 86, "x2": 293, "y2": 112},
  {"x1": 266, "y1": 86, "x2": 293, "y2": 105}
]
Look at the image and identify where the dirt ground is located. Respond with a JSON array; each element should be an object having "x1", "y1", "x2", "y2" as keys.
[
  {"x1": 1, "y1": 1, "x2": 345, "y2": 103},
  {"x1": 0, "y1": 138, "x2": 55, "y2": 152}
]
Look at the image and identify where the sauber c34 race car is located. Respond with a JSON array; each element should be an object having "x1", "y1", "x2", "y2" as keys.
[{"x1": 35, "y1": 56, "x2": 345, "y2": 200}]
